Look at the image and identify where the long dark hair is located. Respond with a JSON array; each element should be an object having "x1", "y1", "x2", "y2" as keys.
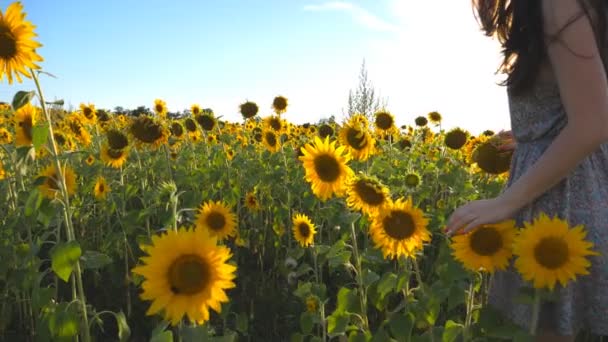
[{"x1": 473, "y1": 0, "x2": 607, "y2": 94}]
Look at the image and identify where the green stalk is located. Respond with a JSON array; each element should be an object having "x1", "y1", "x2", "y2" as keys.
[
  {"x1": 350, "y1": 222, "x2": 368, "y2": 330},
  {"x1": 529, "y1": 289, "x2": 541, "y2": 335},
  {"x1": 31, "y1": 69, "x2": 92, "y2": 342}
]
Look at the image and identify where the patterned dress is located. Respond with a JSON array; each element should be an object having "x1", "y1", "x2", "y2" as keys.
[{"x1": 487, "y1": 74, "x2": 608, "y2": 335}]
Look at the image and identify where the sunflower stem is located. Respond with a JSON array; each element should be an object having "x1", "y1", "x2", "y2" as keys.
[
  {"x1": 529, "y1": 289, "x2": 541, "y2": 335},
  {"x1": 31, "y1": 69, "x2": 92, "y2": 342},
  {"x1": 349, "y1": 222, "x2": 369, "y2": 331}
]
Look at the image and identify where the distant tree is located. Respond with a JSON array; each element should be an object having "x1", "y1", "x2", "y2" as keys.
[
  {"x1": 130, "y1": 106, "x2": 150, "y2": 117},
  {"x1": 344, "y1": 59, "x2": 388, "y2": 122},
  {"x1": 113, "y1": 106, "x2": 125, "y2": 114}
]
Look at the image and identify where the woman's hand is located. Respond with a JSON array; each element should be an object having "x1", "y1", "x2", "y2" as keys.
[{"x1": 444, "y1": 196, "x2": 520, "y2": 236}]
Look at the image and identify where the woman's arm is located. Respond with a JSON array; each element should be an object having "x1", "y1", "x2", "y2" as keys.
[{"x1": 500, "y1": 0, "x2": 608, "y2": 211}]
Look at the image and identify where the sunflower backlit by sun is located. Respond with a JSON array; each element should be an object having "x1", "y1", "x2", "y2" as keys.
[
  {"x1": 195, "y1": 201, "x2": 237, "y2": 241},
  {"x1": 292, "y1": 213, "x2": 316, "y2": 247},
  {"x1": 132, "y1": 227, "x2": 236, "y2": 325},
  {"x1": 37, "y1": 164, "x2": 77, "y2": 199},
  {"x1": 451, "y1": 220, "x2": 516, "y2": 273},
  {"x1": 345, "y1": 174, "x2": 390, "y2": 215},
  {"x1": 299, "y1": 136, "x2": 354, "y2": 201},
  {"x1": 154, "y1": 99, "x2": 167, "y2": 118},
  {"x1": 513, "y1": 213, "x2": 598, "y2": 290},
  {"x1": 369, "y1": 197, "x2": 430, "y2": 260},
  {"x1": 14, "y1": 102, "x2": 36, "y2": 147},
  {"x1": 0, "y1": 2, "x2": 43, "y2": 84}
]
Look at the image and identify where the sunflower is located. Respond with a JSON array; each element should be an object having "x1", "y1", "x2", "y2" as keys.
[
  {"x1": 427, "y1": 111, "x2": 442, "y2": 124},
  {"x1": 14, "y1": 102, "x2": 36, "y2": 146},
  {"x1": 338, "y1": 115, "x2": 376, "y2": 161},
  {"x1": 0, "y1": 2, "x2": 43, "y2": 84},
  {"x1": 224, "y1": 145, "x2": 235, "y2": 161},
  {"x1": 369, "y1": 197, "x2": 431, "y2": 260},
  {"x1": 93, "y1": 176, "x2": 110, "y2": 200},
  {"x1": 318, "y1": 123, "x2": 334, "y2": 138},
  {"x1": 345, "y1": 174, "x2": 390, "y2": 215},
  {"x1": 37, "y1": 164, "x2": 77, "y2": 199},
  {"x1": 106, "y1": 128, "x2": 129, "y2": 150},
  {"x1": 0, "y1": 161, "x2": 5, "y2": 180},
  {"x1": 451, "y1": 221, "x2": 517, "y2": 273},
  {"x1": 79, "y1": 103, "x2": 96, "y2": 124},
  {"x1": 414, "y1": 116, "x2": 428, "y2": 127},
  {"x1": 261, "y1": 130, "x2": 280, "y2": 153},
  {"x1": 272, "y1": 95, "x2": 288, "y2": 114},
  {"x1": 299, "y1": 136, "x2": 354, "y2": 201},
  {"x1": 170, "y1": 121, "x2": 185, "y2": 139},
  {"x1": 132, "y1": 227, "x2": 236, "y2": 325},
  {"x1": 195, "y1": 201, "x2": 237, "y2": 241},
  {"x1": 244, "y1": 192, "x2": 260, "y2": 211},
  {"x1": 190, "y1": 103, "x2": 201, "y2": 117},
  {"x1": 240, "y1": 101, "x2": 258, "y2": 119},
  {"x1": 263, "y1": 115, "x2": 286, "y2": 133},
  {"x1": 292, "y1": 213, "x2": 316, "y2": 247},
  {"x1": 404, "y1": 172, "x2": 421, "y2": 188},
  {"x1": 63, "y1": 113, "x2": 92, "y2": 146},
  {"x1": 53, "y1": 131, "x2": 75, "y2": 152},
  {"x1": 206, "y1": 134, "x2": 218, "y2": 145},
  {"x1": 196, "y1": 112, "x2": 216, "y2": 131},
  {"x1": 154, "y1": 99, "x2": 167, "y2": 118},
  {"x1": 397, "y1": 138, "x2": 412, "y2": 150},
  {"x1": 84, "y1": 154, "x2": 95, "y2": 166},
  {"x1": 472, "y1": 140, "x2": 512, "y2": 174},
  {"x1": 129, "y1": 116, "x2": 168, "y2": 148},
  {"x1": 513, "y1": 214, "x2": 598, "y2": 290},
  {"x1": 374, "y1": 111, "x2": 396, "y2": 132},
  {"x1": 305, "y1": 295, "x2": 318, "y2": 313},
  {"x1": 100, "y1": 144, "x2": 129, "y2": 169},
  {"x1": 0, "y1": 127, "x2": 12, "y2": 144},
  {"x1": 184, "y1": 118, "x2": 198, "y2": 133},
  {"x1": 444, "y1": 128, "x2": 469, "y2": 150}
]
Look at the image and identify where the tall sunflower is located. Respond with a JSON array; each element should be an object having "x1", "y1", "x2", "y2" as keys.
[
  {"x1": 79, "y1": 103, "x2": 96, "y2": 124},
  {"x1": 195, "y1": 112, "x2": 216, "y2": 131},
  {"x1": 14, "y1": 102, "x2": 36, "y2": 146},
  {"x1": 154, "y1": 99, "x2": 167, "y2": 118},
  {"x1": 132, "y1": 227, "x2": 236, "y2": 325},
  {"x1": 129, "y1": 116, "x2": 168, "y2": 148},
  {"x1": 195, "y1": 201, "x2": 237, "y2": 241},
  {"x1": 292, "y1": 213, "x2": 316, "y2": 247},
  {"x1": 0, "y1": 2, "x2": 43, "y2": 84},
  {"x1": 0, "y1": 127, "x2": 12, "y2": 144},
  {"x1": 93, "y1": 176, "x2": 110, "y2": 200},
  {"x1": 369, "y1": 197, "x2": 430, "y2": 260},
  {"x1": 299, "y1": 136, "x2": 354, "y2": 201},
  {"x1": 244, "y1": 192, "x2": 260, "y2": 211},
  {"x1": 338, "y1": 115, "x2": 375, "y2": 161},
  {"x1": 514, "y1": 213, "x2": 598, "y2": 290},
  {"x1": 374, "y1": 111, "x2": 396, "y2": 133},
  {"x1": 451, "y1": 221, "x2": 516, "y2": 273},
  {"x1": 37, "y1": 164, "x2": 77, "y2": 199},
  {"x1": 345, "y1": 174, "x2": 390, "y2": 215},
  {"x1": 240, "y1": 101, "x2": 258, "y2": 119},
  {"x1": 190, "y1": 103, "x2": 201, "y2": 116},
  {"x1": 261, "y1": 129, "x2": 280, "y2": 153},
  {"x1": 263, "y1": 115, "x2": 286, "y2": 133},
  {"x1": 272, "y1": 95, "x2": 288, "y2": 114},
  {"x1": 100, "y1": 144, "x2": 128, "y2": 169}
]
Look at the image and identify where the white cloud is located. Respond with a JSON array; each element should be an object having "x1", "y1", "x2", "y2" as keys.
[{"x1": 303, "y1": 1, "x2": 400, "y2": 32}]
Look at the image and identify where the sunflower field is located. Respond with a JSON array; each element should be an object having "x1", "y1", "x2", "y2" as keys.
[{"x1": 0, "y1": 2, "x2": 601, "y2": 342}]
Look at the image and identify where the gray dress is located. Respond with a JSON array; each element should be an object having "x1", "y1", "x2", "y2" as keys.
[{"x1": 488, "y1": 71, "x2": 608, "y2": 335}]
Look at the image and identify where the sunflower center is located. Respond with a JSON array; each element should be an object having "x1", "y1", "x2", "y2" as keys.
[
  {"x1": 83, "y1": 107, "x2": 94, "y2": 119},
  {"x1": 534, "y1": 237, "x2": 570, "y2": 270},
  {"x1": 171, "y1": 122, "x2": 184, "y2": 137},
  {"x1": 196, "y1": 115, "x2": 216, "y2": 131},
  {"x1": 298, "y1": 223, "x2": 311, "y2": 238},
  {"x1": 269, "y1": 118, "x2": 282, "y2": 131},
  {"x1": 313, "y1": 154, "x2": 341, "y2": 182},
  {"x1": 19, "y1": 117, "x2": 33, "y2": 141},
  {"x1": 98, "y1": 184, "x2": 105, "y2": 193},
  {"x1": 207, "y1": 212, "x2": 226, "y2": 231},
  {"x1": 45, "y1": 173, "x2": 60, "y2": 191},
  {"x1": 107, "y1": 130, "x2": 129, "y2": 150},
  {"x1": 383, "y1": 210, "x2": 415, "y2": 240},
  {"x1": 469, "y1": 227, "x2": 503, "y2": 256},
  {"x1": 185, "y1": 119, "x2": 197, "y2": 132},
  {"x1": 265, "y1": 132, "x2": 277, "y2": 147},
  {"x1": 375, "y1": 113, "x2": 393, "y2": 130},
  {"x1": 354, "y1": 180, "x2": 385, "y2": 205},
  {"x1": 346, "y1": 127, "x2": 366, "y2": 150},
  {"x1": 405, "y1": 174, "x2": 420, "y2": 187},
  {"x1": 107, "y1": 148, "x2": 125, "y2": 159},
  {"x1": 319, "y1": 124, "x2": 334, "y2": 138},
  {"x1": 155, "y1": 104, "x2": 164, "y2": 113},
  {"x1": 168, "y1": 254, "x2": 210, "y2": 295},
  {"x1": 0, "y1": 26, "x2": 17, "y2": 59}
]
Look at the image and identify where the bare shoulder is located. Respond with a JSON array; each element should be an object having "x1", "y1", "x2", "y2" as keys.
[{"x1": 541, "y1": 0, "x2": 598, "y2": 55}]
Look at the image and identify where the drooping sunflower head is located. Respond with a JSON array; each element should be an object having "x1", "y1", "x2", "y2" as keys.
[
  {"x1": 63, "y1": 113, "x2": 92, "y2": 146},
  {"x1": 153, "y1": 99, "x2": 167, "y2": 118},
  {"x1": 132, "y1": 227, "x2": 236, "y2": 325},
  {"x1": 346, "y1": 174, "x2": 391, "y2": 215},
  {"x1": 106, "y1": 128, "x2": 129, "y2": 150},
  {"x1": 514, "y1": 213, "x2": 598, "y2": 290},
  {"x1": 414, "y1": 116, "x2": 428, "y2": 127},
  {"x1": 240, "y1": 101, "x2": 259, "y2": 119},
  {"x1": 190, "y1": 103, "x2": 201, "y2": 116},
  {"x1": 427, "y1": 111, "x2": 442, "y2": 124},
  {"x1": 292, "y1": 213, "x2": 316, "y2": 247},
  {"x1": 272, "y1": 95, "x2": 288, "y2": 114},
  {"x1": 14, "y1": 102, "x2": 36, "y2": 147},
  {"x1": 37, "y1": 164, "x2": 77, "y2": 199},
  {"x1": 397, "y1": 138, "x2": 412, "y2": 150},
  {"x1": 261, "y1": 129, "x2": 280, "y2": 153},
  {"x1": 318, "y1": 123, "x2": 334, "y2": 138},
  {"x1": 100, "y1": 144, "x2": 129, "y2": 169},
  {"x1": 472, "y1": 140, "x2": 511, "y2": 174},
  {"x1": 244, "y1": 192, "x2": 260, "y2": 211},
  {"x1": 299, "y1": 136, "x2": 354, "y2": 201},
  {"x1": 369, "y1": 197, "x2": 431, "y2": 260},
  {"x1": 263, "y1": 115, "x2": 285, "y2": 133},
  {"x1": 444, "y1": 128, "x2": 469, "y2": 150},
  {"x1": 195, "y1": 201, "x2": 237, "y2": 241},
  {"x1": 93, "y1": 176, "x2": 110, "y2": 200},
  {"x1": 170, "y1": 121, "x2": 185, "y2": 139},
  {"x1": 195, "y1": 113, "x2": 216, "y2": 131},
  {"x1": 451, "y1": 220, "x2": 517, "y2": 273},
  {"x1": 0, "y1": 2, "x2": 43, "y2": 84},
  {"x1": 338, "y1": 116, "x2": 375, "y2": 161},
  {"x1": 129, "y1": 116, "x2": 168, "y2": 148},
  {"x1": 79, "y1": 103, "x2": 96, "y2": 123},
  {"x1": 374, "y1": 111, "x2": 395, "y2": 131}
]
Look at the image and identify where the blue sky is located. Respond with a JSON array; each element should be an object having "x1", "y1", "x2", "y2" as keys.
[{"x1": 1, "y1": 0, "x2": 511, "y2": 134}]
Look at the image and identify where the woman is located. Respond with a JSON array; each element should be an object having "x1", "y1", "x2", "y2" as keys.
[{"x1": 444, "y1": 0, "x2": 608, "y2": 340}]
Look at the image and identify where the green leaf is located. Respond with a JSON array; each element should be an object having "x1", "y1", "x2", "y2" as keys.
[
  {"x1": 51, "y1": 241, "x2": 82, "y2": 282},
  {"x1": 300, "y1": 312, "x2": 314, "y2": 334},
  {"x1": 335, "y1": 287, "x2": 359, "y2": 313},
  {"x1": 442, "y1": 320, "x2": 463, "y2": 342},
  {"x1": 388, "y1": 312, "x2": 414, "y2": 340},
  {"x1": 377, "y1": 272, "x2": 397, "y2": 298},
  {"x1": 24, "y1": 188, "x2": 42, "y2": 217},
  {"x1": 293, "y1": 282, "x2": 312, "y2": 298},
  {"x1": 362, "y1": 269, "x2": 380, "y2": 287},
  {"x1": 327, "y1": 313, "x2": 349, "y2": 337},
  {"x1": 290, "y1": 333, "x2": 305, "y2": 342},
  {"x1": 150, "y1": 331, "x2": 173, "y2": 342},
  {"x1": 48, "y1": 303, "x2": 79, "y2": 342},
  {"x1": 114, "y1": 311, "x2": 130, "y2": 342},
  {"x1": 348, "y1": 331, "x2": 371, "y2": 342},
  {"x1": 80, "y1": 251, "x2": 112, "y2": 269},
  {"x1": 180, "y1": 324, "x2": 208, "y2": 341},
  {"x1": 12, "y1": 90, "x2": 35, "y2": 110},
  {"x1": 236, "y1": 311, "x2": 248, "y2": 334},
  {"x1": 32, "y1": 124, "x2": 49, "y2": 149}
]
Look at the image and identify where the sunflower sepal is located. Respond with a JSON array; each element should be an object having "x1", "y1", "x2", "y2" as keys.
[{"x1": 12, "y1": 90, "x2": 35, "y2": 110}]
